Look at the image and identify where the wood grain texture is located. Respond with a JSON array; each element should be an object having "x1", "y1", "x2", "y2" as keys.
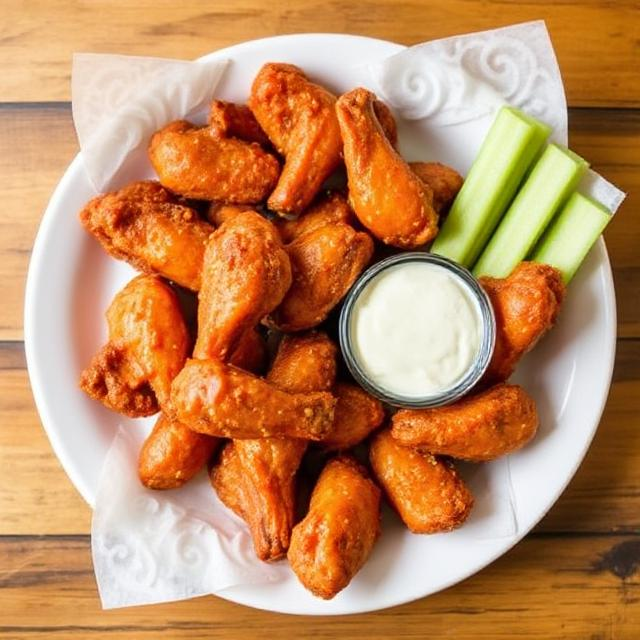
[
  {"x1": 1, "y1": 340, "x2": 638, "y2": 536},
  {"x1": 0, "y1": 106, "x2": 637, "y2": 341},
  {"x1": 1, "y1": 1, "x2": 639, "y2": 106},
  {"x1": 0, "y1": 534, "x2": 638, "y2": 638}
]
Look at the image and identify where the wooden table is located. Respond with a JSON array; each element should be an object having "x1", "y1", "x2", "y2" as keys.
[{"x1": 1, "y1": 1, "x2": 638, "y2": 637}]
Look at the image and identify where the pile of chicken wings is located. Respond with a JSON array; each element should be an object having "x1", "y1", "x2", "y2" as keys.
[{"x1": 78, "y1": 63, "x2": 565, "y2": 599}]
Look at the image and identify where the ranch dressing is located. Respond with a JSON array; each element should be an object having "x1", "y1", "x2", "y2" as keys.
[{"x1": 349, "y1": 261, "x2": 482, "y2": 398}]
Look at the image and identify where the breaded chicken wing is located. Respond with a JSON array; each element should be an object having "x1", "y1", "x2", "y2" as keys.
[
  {"x1": 170, "y1": 358, "x2": 336, "y2": 440},
  {"x1": 322, "y1": 383, "x2": 385, "y2": 451},
  {"x1": 138, "y1": 414, "x2": 218, "y2": 489},
  {"x1": 208, "y1": 100, "x2": 271, "y2": 146},
  {"x1": 148, "y1": 120, "x2": 280, "y2": 203},
  {"x1": 79, "y1": 275, "x2": 189, "y2": 417},
  {"x1": 267, "y1": 331, "x2": 338, "y2": 393},
  {"x1": 288, "y1": 456, "x2": 381, "y2": 599},
  {"x1": 391, "y1": 383, "x2": 539, "y2": 461},
  {"x1": 480, "y1": 262, "x2": 566, "y2": 384},
  {"x1": 249, "y1": 63, "x2": 342, "y2": 215},
  {"x1": 336, "y1": 88, "x2": 438, "y2": 248},
  {"x1": 193, "y1": 212, "x2": 292, "y2": 360},
  {"x1": 275, "y1": 191, "x2": 354, "y2": 244},
  {"x1": 409, "y1": 162, "x2": 464, "y2": 214},
  {"x1": 79, "y1": 180, "x2": 212, "y2": 291},
  {"x1": 268, "y1": 222, "x2": 374, "y2": 331},
  {"x1": 369, "y1": 429, "x2": 473, "y2": 533},
  {"x1": 211, "y1": 331, "x2": 338, "y2": 560},
  {"x1": 211, "y1": 438, "x2": 307, "y2": 561}
]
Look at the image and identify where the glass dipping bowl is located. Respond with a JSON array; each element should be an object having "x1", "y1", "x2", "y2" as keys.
[{"x1": 339, "y1": 252, "x2": 496, "y2": 409}]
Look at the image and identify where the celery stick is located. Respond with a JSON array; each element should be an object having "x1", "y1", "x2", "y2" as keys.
[
  {"x1": 531, "y1": 191, "x2": 612, "y2": 283},
  {"x1": 431, "y1": 106, "x2": 551, "y2": 267},
  {"x1": 473, "y1": 144, "x2": 588, "y2": 278}
]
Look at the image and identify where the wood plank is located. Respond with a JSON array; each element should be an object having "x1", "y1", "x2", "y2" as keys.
[
  {"x1": 1, "y1": 340, "x2": 639, "y2": 536},
  {"x1": 1, "y1": 1, "x2": 639, "y2": 107},
  {"x1": 0, "y1": 105, "x2": 638, "y2": 341},
  {"x1": 0, "y1": 105, "x2": 77, "y2": 341},
  {"x1": 0, "y1": 366, "x2": 90, "y2": 536},
  {"x1": 0, "y1": 534, "x2": 637, "y2": 638},
  {"x1": 537, "y1": 339, "x2": 640, "y2": 533}
]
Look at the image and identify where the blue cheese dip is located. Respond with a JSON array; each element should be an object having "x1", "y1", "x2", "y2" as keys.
[{"x1": 349, "y1": 261, "x2": 483, "y2": 399}]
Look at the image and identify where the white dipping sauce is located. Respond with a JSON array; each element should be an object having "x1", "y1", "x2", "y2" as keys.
[{"x1": 350, "y1": 262, "x2": 482, "y2": 398}]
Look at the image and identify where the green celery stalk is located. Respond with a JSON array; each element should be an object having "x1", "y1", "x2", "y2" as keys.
[
  {"x1": 531, "y1": 191, "x2": 612, "y2": 283},
  {"x1": 473, "y1": 144, "x2": 589, "y2": 278},
  {"x1": 431, "y1": 106, "x2": 551, "y2": 267}
]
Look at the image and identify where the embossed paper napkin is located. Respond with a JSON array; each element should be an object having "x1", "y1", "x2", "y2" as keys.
[
  {"x1": 78, "y1": 24, "x2": 619, "y2": 610},
  {"x1": 72, "y1": 53, "x2": 228, "y2": 192}
]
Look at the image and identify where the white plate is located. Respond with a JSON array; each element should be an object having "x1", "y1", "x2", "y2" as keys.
[{"x1": 25, "y1": 34, "x2": 617, "y2": 615}]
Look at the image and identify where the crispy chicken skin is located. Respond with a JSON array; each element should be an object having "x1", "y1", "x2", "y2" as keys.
[
  {"x1": 79, "y1": 180, "x2": 212, "y2": 291},
  {"x1": 208, "y1": 100, "x2": 271, "y2": 146},
  {"x1": 322, "y1": 383, "x2": 385, "y2": 451},
  {"x1": 205, "y1": 202, "x2": 255, "y2": 227},
  {"x1": 268, "y1": 222, "x2": 374, "y2": 331},
  {"x1": 409, "y1": 162, "x2": 464, "y2": 214},
  {"x1": 148, "y1": 120, "x2": 280, "y2": 203},
  {"x1": 373, "y1": 99, "x2": 398, "y2": 147},
  {"x1": 336, "y1": 88, "x2": 439, "y2": 248},
  {"x1": 391, "y1": 383, "x2": 539, "y2": 461},
  {"x1": 369, "y1": 430, "x2": 473, "y2": 533},
  {"x1": 211, "y1": 331, "x2": 338, "y2": 560},
  {"x1": 275, "y1": 191, "x2": 355, "y2": 244},
  {"x1": 193, "y1": 212, "x2": 292, "y2": 361},
  {"x1": 138, "y1": 414, "x2": 218, "y2": 489},
  {"x1": 79, "y1": 275, "x2": 189, "y2": 417},
  {"x1": 480, "y1": 262, "x2": 566, "y2": 384},
  {"x1": 170, "y1": 358, "x2": 336, "y2": 440},
  {"x1": 249, "y1": 63, "x2": 343, "y2": 215},
  {"x1": 288, "y1": 456, "x2": 381, "y2": 599}
]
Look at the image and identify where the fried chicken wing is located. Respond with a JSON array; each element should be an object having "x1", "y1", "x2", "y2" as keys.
[
  {"x1": 79, "y1": 180, "x2": 212, "y2": 291},
  {"x1": 322, "y1": 383, "x2": 385, "y2": 451},
  {"x1": 138, "y1": 414, "x2": 218, "y2": 489},
  {"x1": 249, "y1": 63, "x2": 342, "y2": 215},
  {"x1": 409, "y1": 162, "x2": 464, "y2": 214},
  {"x1": 275, "y1": 191, "x2": 354, "y2": 244},
  {"x1": 268, "y1": 222, "x2": 374, "y2": 331},
  {"x1": 211, "y1": 438, "x2": 307, "y2": 560},
  {"x1": 208, "y1": 100, "x2": 271, "y2": 146},
  {"x1": 480, "y1": 262, "x2": 566, "y2": 384},
  {"x1": 267, "y1": 331, "x2": 338, "y2": 393},
  {"x1": 193, "y1": 212, "x2": 292, "y2": 360},
  {"x1": 336, "y1": 88, "x2": 438, "y2": 248},
  {"x1": 148, "y1": 120, "x2": 280, "y2": 203},
  {"x1": 79, "y1": 274, "x2": 189, "y2": 417},
  {"x1": 211, "y1": 331, "x2": 338, "y2": 560},
  {"x1": 288, "y1": 456, "x2": 381, "y2": 599},
  {"x1": 170, "y1": 358, "x2": 336, "y2": 440},
  {"x1": 391, "y1": 383, "x2": 539, "y2": 461},
  {"x1": 369, "y1": 429, "x2": 473, "y2": 533}
]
